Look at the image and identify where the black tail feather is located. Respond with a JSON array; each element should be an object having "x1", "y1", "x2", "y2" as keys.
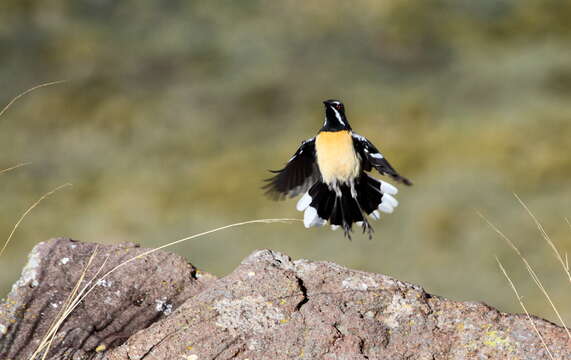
[
  {"x1": 301, "y1": 173, "x2": 396, "y2": 239},
  {"x1": 330, "y1": 196, "x2": 343, "y2": 227},
  {"x1": 356, "y1": 175, "x2": 384, "y2": 215},
  {"x1": 308, "y1": 183, "x2": 335, "y2": 219}
]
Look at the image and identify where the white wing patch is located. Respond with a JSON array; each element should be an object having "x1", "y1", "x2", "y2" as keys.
[
  {"x1": 352, "y1": 133, "x2": 367, "y2": 142},
  {"x1": 287, "y1": 138, "x2": 312, "y2": 163},
  {"x1": 354, "y1": 133, "x2": 384, "y2": 159}
]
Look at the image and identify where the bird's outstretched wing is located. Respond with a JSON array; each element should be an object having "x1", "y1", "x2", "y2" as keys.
[
  {"x1": 264, "y1": 137, "x2": 320, "y2": 199},
  {"x1": 352, "y1": 133, "x2": 412, "y2": 186}
]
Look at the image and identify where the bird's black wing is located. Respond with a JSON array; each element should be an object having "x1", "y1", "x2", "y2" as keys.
[
  {"x1": 264, "y1": 137, "x2": 320, "y2": 199},
  {"x1": 352, "y1": 133, "x2": 412, "y2": 186}
]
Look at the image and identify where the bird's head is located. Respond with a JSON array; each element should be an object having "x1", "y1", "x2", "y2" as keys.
[{"x1": 322, "y1": 99, "x2": 351, "y2": 132}]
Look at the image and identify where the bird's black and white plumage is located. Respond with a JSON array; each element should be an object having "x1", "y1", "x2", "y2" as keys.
[{"x1": 264, "y1": 99, "x2": 412, "y2": 239}]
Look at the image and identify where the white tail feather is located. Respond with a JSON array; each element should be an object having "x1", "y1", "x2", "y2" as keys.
[
  {"x1": 369, "y1": 210, "x2": 381, "y2": 220},
  {"x1": 303, "y1": 206, "x2": 317, "y2": 228},
  {"x1": 380, "y1": 180, "x2": 398, "y2": 195},
  {"x1": 378, "y1": 202, "x2": 394, "y2": 214},
  {"x1": 296, "y1": 192, "x2": 312, "y2": 211},
  {"x1": 304, "y1": 206, "x2": 326, "y2": 228},
  {"x1": 382, "y1": 194, "x2": 399, "y2": 208}
]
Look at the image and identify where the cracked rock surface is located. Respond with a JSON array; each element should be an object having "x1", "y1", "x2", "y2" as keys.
[
  {"x1": 0, "y1": 238, "x2": 215, "y2": 360},
  {"x1": 109, "y1": 249, "x2": 570, "y2": 360},
  {"x1": 2, "y1": 240, "x2": 570, "y2": 359}
]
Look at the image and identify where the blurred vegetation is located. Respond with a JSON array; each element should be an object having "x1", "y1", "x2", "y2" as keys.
[{"x1": 1, "y1": 1, "x2": 570, "y2": 325}]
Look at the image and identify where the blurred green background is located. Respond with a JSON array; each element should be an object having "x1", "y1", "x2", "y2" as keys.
[{"x1": 1, "y1": 1, "x2": 570, "y2": 325}]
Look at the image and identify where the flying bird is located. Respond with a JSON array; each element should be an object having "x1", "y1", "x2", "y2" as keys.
[{"x1": 264, "y1": 99, "x2": 412, "y2": 239}]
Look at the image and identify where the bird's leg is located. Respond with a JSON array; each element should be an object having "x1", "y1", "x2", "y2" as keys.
[
  {"x1": 361, "y1": 219, "x2": 375, "y2": 240},
  {"x1": 343, "y1": 224, "x2": 353, "y2": 241}
]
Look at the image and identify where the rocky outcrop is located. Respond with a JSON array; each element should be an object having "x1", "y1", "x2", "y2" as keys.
[
  {"x1": 0, "y1": 238, "x2": 215, "y2": 360},
  {"x1": 1, "y1": 239, "x2": 569, "y2": 359}
]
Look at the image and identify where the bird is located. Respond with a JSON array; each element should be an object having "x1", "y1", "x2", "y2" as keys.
[{"x1": 264, "y1": 99, "x2": 412, "y2": 239}]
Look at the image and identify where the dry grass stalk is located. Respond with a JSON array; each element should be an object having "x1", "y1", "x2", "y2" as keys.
[
  {"x1": 514, "y1": 194, "x2": 571, "y2": 284},
  {"x1": 479, "y1": 211, "x2": 571, "y2": 340},
  {"x1": 0, "y1": 162, "x2": 31, "y2": 175},
  {"x1": 0, "y1": 80, "x2": 67, "y2": 119},
  {"x1": 72, "y1": 218, "x2": 301, "y2": 310},
  {"x1": 28, "y1": 218, "x2": 299, "y2": 359},
  {"x1": 0, "y1": 183, "x2": 72, "y2": 258},
  {"x1": 28, "y1": 247, "x2": 108, "y2": 360},
  {"x1": 496, "y1": 258, "x2": 555, "y2": 360}
]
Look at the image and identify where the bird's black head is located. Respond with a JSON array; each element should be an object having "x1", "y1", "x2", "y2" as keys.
[{"x1": 322, "y1": 99, "x2": 351, "y2": 132}]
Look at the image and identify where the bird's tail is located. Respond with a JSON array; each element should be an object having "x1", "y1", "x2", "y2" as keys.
[{"x1": 296, "y1": 173, "x2": 399, "y2": 239}]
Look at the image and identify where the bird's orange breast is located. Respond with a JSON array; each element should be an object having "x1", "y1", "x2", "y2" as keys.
[{"x1": 316, "y1": 130, "x2": 360, "y2": 185}]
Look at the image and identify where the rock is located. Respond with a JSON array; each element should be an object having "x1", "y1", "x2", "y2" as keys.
[
  {"x1": 0, "y1": 238, "x2": 215, "y2": 360},
  {"x1": 108, "y1": 249, "x2": 571, "y2": 360},
  {"x1": 2, "y1": 241, "x2": 570, "y2": 360}
]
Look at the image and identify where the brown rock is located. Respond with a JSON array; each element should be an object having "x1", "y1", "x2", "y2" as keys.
[
  {"x1": 2, "y1": 241, "x2": 570, "y2": 359},
  {"x1": 108, "y1": 249, "x2": 571, "y2": 360},
  {"x1": 0, "y1": 238, "x2": 215, "y2": 360}
]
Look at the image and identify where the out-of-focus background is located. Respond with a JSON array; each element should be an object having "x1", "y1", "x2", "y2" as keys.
[{"x1": 1, "y1": 1, "x2": 570, "y2": 324}]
